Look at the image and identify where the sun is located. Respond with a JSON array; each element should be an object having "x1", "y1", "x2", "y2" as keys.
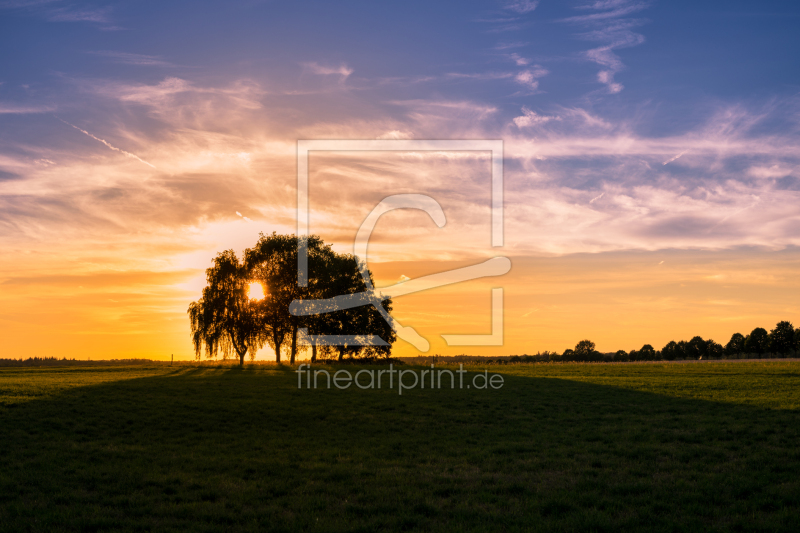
[{"x1": 247, "y1": 282, "x2": 266, "y2": 300}]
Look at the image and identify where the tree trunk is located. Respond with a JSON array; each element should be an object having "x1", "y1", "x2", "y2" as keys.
[
  {"x1": 290, "y1": 324, "x2": 298, "y2": 365},
  {"x1": 311, "y1": 341, "x2": 317, "y2": 363},
  {"x1": 273, "y1": 331, "x2": 282, "y2": 364},
  {"x1": 338, "y1": 347, "x2": 344, "y2": 362}
]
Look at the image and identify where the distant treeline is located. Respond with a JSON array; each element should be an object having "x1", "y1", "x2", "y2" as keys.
[
  {"x1": 509, "y1": 320, "x2": 799, "y2": 363},
  {"x1": 0, "y1": 357, "x2": 159, "y2": 367}
]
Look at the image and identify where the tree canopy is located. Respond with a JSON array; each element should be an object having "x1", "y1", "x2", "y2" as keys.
[{"x1": 189, "y1": 233, "x2": 396, "y2": 364}]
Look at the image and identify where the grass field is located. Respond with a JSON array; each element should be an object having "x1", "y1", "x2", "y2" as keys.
[{"x1": 1, "y1": 361, "x2": 799, "y2": 532}]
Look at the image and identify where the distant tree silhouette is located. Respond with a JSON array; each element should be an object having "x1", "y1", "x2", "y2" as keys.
[
  {"x1": 769, "y1": 321, "x2": 795, "y2": 355},
  {"x1": 795, "y1": 328, "x2": 800, "y2": 353},
  {"x1": 614, "y1": 349, "x2": 629, "y2": 362},
  {"x1": 725, "y1": 333, "x2": 746, "y2": 356},
  {"x1": 686, "y1": 336, "x2": 707, "y2": 359},
  {"x1": 573, "y1": 339, "x2": 598, "y2": 362},
  {"x1": 745, "y1": 327, "x2": 769, "y2": 356},
  {"x1": 677, "y1": 340, "x2": 688, "y2": 359},
  {"x1": 638, "y1": 344, "x2": 656, "y2": 360},
  {"x1": 188, "y1": 250, "x2": 265, "y2": 365},
  {"x1": 661, "y1": 341, "x2": 680, "y2": 361},
  {"x1": 562, "y1": 349, "x2": 575, "y2": 361},
  {"x1": 706, "y1": 339, "x2": 723, "y2": 358}
]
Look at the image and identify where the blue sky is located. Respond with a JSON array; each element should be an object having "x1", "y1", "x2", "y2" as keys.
[{"x1": 2, "y1": 0, "x2": 800, "y2": 357}]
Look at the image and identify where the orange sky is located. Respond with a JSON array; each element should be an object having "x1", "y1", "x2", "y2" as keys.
[{"x1": 2, "y1": 78, "x2": 800, "y2": 361}]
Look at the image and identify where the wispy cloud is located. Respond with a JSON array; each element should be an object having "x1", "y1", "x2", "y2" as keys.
[
  {"x1": 302, "y1": 62, "x2": 354, "y2": 82},
  {"x1": 562, "y1": 0, "x2": 651, "y2": 94},
  {"x1": 87, "y1": 51, "x2": 174, "y2": 67},
  {"x1": 514, "y1": 65, "x2": 548, "y2": 91},
  {"x1": 509, "y1": 53, "x2": 529, "y2": 65},
  {"x1": 494, "y1": 41, "x2": 529, "y2": 50},
  {"x1": 505, "y1": 0, "x2": 539, "y2": 14},
  {"x1": 513, "y1": 106, "x2": 559, "y2": 128},
  {"x1": 0, "y1": 103, "x2": 54, "y2": 114},
  {"x1": 1, "y1": 0, "x2": 114, "y2": 27}
]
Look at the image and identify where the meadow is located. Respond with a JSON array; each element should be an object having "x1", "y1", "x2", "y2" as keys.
[{"x1": 1, "y1": 361, "x2": 799, "y2": 532}]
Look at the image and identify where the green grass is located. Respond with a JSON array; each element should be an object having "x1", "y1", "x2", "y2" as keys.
[{"x1": 1, "y1": 362, "x2": 799, "y2": 532}]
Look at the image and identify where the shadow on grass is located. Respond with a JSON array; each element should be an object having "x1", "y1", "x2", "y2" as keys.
[{"x1": 1, "y1": 367, "x2": 798, "y2": 533}]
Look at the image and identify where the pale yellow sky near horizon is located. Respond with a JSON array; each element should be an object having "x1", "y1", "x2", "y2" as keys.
[{"x1": 2, "y1": 247, "x2": 798, "y2": 361}]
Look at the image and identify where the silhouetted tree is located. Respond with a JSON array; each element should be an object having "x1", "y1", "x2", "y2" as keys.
[
  {"x1": 188, "y1": 250, "x2": 265, "y2": 365},
  {"x1": 638, "y1": 344, "x2": 656, "y2": 360},
  {"x1": 245, "y1": 233, "x2": 334, "y2": 364},
  {"x1": 686, "y1": 336, "x2": 707, "y2": 359},
  {"x1": 769, "y1": 321, "x2": 795, "y2": 355},
  {"x1": 725, "y1": 333, "x2": 746, "y2": 357},
  {"x1": 705, "y1": 339, "x2": 723, "y2": 359},
  {"x1": 661, "y1": 341, "x2": 680, "y2": 361},
  {"x1": 795, "y1": 328, "x2": 800, "y2": 353},
  {"x1": 244, "y1": 232, "x2": 396, "y2": 364},
  {"x1": 574, "y1": 339, "x2": 597, "y2": 362},
  {"x1": 745, "y1": 327, "x2": 769, "y2": 356},
  {"x1": 562, "y1": 349, "x2": 575, "y2": 361},
  {"x1": 614, "y1": 349, "x2": 629, "y2": 362},
  {"x1": 310, "y1": 253, "x2": 397, "y2": 362}
]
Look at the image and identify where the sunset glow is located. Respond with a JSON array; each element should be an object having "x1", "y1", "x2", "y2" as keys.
[
  {"x1": 248, "y1": 282, "x2": 266, "y2": 301},
  {"x1": 1, "y1": 1, "x2": 799, "y2": 361}
]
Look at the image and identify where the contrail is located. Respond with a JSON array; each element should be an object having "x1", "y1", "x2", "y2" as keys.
[
  {"x1": 663, "y1": 150, "x2": 687, "y2": 166},
  {"x1": 55, "y1": 116, "x2": 157, "y2": 169}
]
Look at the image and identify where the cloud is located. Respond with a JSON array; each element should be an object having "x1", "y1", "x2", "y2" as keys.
[
  {"x1": 494, "y1": 41, "x2": 528, "y2": 50},
  {"x1": 0, "y1": 103, "x2": 55, "y2": 114},
  {"x1": 87, "y1": 51, "x2": 174, "y2": 67},
  {"x1": 514, "y1": 65, "x2": 548, "y2": 91},
  {"x1": 509, "y1": 53, "x2": 529, "y2": 66},
  {"x1": 562, "y1": 0, "x2": 650, "y2": 94},
  {"x1": 747, "y1": 165, "x2": 794, "y2": 179},
  {"x1": 302, "y1": 62, "x2": 354, "y2": 81},
  {"x1": 513, "y1": 106, "x2": 559, "y2": 128},
  {"x1": 505, "y1": 0, "x2": 539, "y2": 14},
  {"x1": 1, "y1": 0, "x2": 114, "y2": 27},
  {"x1": 377, "y1": 130, "x2": 413, "y2": 140}
]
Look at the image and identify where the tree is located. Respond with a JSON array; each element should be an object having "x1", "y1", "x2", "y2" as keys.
[
  {"x1": 686, "y1": 336, "x2": 707, "y2": 359},
  {"x1": 638, "y1": 344, "x2": 656, "y2": 360},
  {"x1": 307, "y1": 253, "x2": 397, "y2": 361},
  {"x1": 562, "y1": 349, "x2": 575, "y2": 361},
  {"x1": 677, "y1": 340, "x2": 688, "y2": 359},
  {"x1": 244, "y1": 232, "x2": 397, "y2": 364},
  {"x1": 769, "y1": 321, "x2": 795, "y2": 355},
  {"x1": 705, "y1": 340, "x2": 723, "y2": 359},
  {"x1": 245, "y1": 233, "x2": 337, "y2": 364},
  {"x1": 661, "y1": 341, "x2": 680, "y2": 361},
  {"x1": 745, "y1": 327, "x2": 769, "y2": 356},
  {"x1": 725, "y1": 333, "x2": 745, "y2": 357},
  {"x1": 188, "y1": 250, "x2": 265, "y2": 365},
  {"x1": 573, "y1": 339, "x2": 597, "y2": 362},
  {"x1": 614, "y1": 349, "x2": 629, "y2": 362},
  {"x1": 795, "y1": 328, "x2": 800, "y2": 353}
]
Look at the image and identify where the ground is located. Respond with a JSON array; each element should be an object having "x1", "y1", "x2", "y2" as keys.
[{"x1": 1, "y1": 361, "x2": 798, "y2": 532}]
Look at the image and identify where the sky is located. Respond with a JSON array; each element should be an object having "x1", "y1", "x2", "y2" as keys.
[{"x1": 1, "y1": 0, "x2": 800, "y2": 360}]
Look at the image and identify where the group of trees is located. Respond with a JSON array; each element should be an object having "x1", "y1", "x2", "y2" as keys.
[
  {"x1": 558, "y1": 321, "x2": 800, "y2": 363},
  {"x1": 188, "y1": 233, "x2": 396, "y2": 365}
]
